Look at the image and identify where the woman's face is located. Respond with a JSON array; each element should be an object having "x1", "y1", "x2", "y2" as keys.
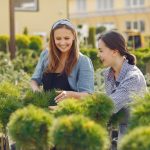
[
  {"x1": 54, "y1": 27, "x2": 74, "y2": 54},
  {"x1": 97, "y1": 39, "x2": 116, "y2": 67}
]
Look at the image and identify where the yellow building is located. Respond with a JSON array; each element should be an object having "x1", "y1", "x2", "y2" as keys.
[
  {"x1": 0, "y1": 0, "x2": 68, "y2": 36},
  {"x1": 69, "y1": 0, "x2": 150, "y2": 34}
]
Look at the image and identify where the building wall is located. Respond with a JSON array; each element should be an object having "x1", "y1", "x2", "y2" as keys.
[
  {"x1": 0, "y1": 0, "x2": 67, "y2": 35},
  {"x1": 0, "y1": 0, "x2": 9, "y2": 34},
  {"x1": 69, "y1": 0, "x2": 150, "y2": 34}
]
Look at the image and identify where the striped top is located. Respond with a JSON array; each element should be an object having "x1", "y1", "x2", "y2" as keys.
[{"x1": 103, "y1": 59, "x2": 147, "y2": 113}]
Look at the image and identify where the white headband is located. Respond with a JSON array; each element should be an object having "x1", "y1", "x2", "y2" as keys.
[{"x1": 52, "y1": 19, "x2": 75, "y2": 30}]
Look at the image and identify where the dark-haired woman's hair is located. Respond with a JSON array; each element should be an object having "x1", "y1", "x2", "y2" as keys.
[{"x1": 98, "y1": 30, "x2": 136, "y2": 65}]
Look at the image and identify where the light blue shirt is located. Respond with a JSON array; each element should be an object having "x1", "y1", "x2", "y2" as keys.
[
  {"x1": 31, "y1": 50, "x2": 94, "y2": 93},
  {"x1": 103, "y1": 59, "x2": 147, "y2": 113}
]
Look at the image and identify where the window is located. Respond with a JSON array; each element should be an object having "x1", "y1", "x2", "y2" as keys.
[
  {"x1": 76, "y1": 0, "x2": 86, "y2": 12},
  {"x1": 125, "y1": 20, "x2": 145, "y2": 32},
  {"x1": 140, "y1": 21, "x2": 145, "y2": 32},
  {"x1": 125, "y1": 0, "x2": 144, "y2": 8},
  {"x1": 126, "y1": 21, "x2": 131, "y2": 30},
  {"x1": 14, "y1": 0, "x2": 38, "y2": 11},
  {"x1": 96, "y1": 0, "x2": 114, "y2": 11},
  {"x1": 133, "y1": 21, "x2": 138, "y2": 29}
]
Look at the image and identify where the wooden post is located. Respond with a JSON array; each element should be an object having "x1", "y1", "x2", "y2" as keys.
[{"x1": 9, "y1": 0, "x2": 16, "y2": 59}]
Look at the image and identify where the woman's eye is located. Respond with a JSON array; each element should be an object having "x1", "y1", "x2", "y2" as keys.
[{"x1": 56, "y1": 38, "x2": 61, "y2": 40}]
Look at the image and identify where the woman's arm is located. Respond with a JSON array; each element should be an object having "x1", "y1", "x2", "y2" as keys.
[
  {"x1": 30, "y1": 50, "x2": 48, "y2": 91},
  {"x1": 30, "y1": 80, "x2": 42, "y2": 92},
  {"x1": 77, "y1": 55, "x2": 94, "y2": 93}
]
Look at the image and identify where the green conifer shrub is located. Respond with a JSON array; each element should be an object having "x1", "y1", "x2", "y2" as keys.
[
  {"x1": 82, "y1": 93, "x2": 114, "y2": 126},
  {"x1": 22, "y1": 89, "x2": 57, "y2": 108},
  {"x1": 50, "y1": 115, "x2": 109, "y2": 150},
  {"x1": 129, "y1": 93, "x2": 150, "y2": 129},
  {"x1": 8, "y1": 105, "x2": 53, "y2": 150},
  {"x1": 119, "y1": 126, "x2": 150, "y2": 150},
  {"x1": 53, "y1": 98, "x2": 83, "y2": 117}
]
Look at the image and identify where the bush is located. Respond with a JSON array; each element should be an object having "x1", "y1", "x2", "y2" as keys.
[
  {"x1": 0, "y1": 52, "x2": 31, "y2": 90},
  {"x1": 82, "y1": 93, "x2": 114, "y2": 126},
  {"x1": 54, "y1": 93, "x2": 114, "y2": 127},
  {"x1": 51, "y1": 115, "x2": 109, "y2": 150},
  {"x1": 0, "y1": 96, "x2": 22, "y2": 133},
  {"x1": 16, "y1": 35, "x2": 30, "y2": 50},
  {"x1": 0, "y1": 35, "x2": 9, "y2": 52},
  {"x1": 0, "y1": 81, "x2": 22, "y2": 133},
  {"x1": 23, "y1": 27, "x2": 29, "y2": 35},
  {"x1": 8, "y1": 105, "x2": 53, "y2": 150},
  {"x1": 53, "y1": 98, "x2": 83, "y2": 117},
  {"x1": 119, "y1": 126, "x2": 150, "y2": 150},
  {"x1": 129, "y1": 94, "x2": 150, "y2": 130},
  {"x1": 131, "y1": 48, "x2": 150, "y2": 74},
  {"x1": 96, "y1": 26, "x2": 106, "y2": 34},
  {"x1": 0, "y1": 81, "x2": 21, "y2": 99},
  {"x1": 29, "y1": 36, "x2": 43, "y2": 51},
  {"x1": 12, "y1": 49, "x2": 39, "y2": 74},
  {"x1": 88, "y1": 27, "x2": 96, "y2": 48},
  {"x1": 23, "y1": 89, "x2": 57, "y2": 108},
  {"x1": 80, "y1": 48, "x2": 102, "y2": 70}
]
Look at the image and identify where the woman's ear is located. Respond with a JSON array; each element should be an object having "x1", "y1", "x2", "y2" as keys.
[{"x1": 112, "y1": 49, "x2": 119, "y2": 56}]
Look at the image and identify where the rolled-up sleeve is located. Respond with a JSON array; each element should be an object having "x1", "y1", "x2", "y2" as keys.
[
  {"x1": 77, "y1": 56, "x2": 94, "y2": 93},
  {"x1": 31, "y1": 50, "x2": 48, "y2": 85}
]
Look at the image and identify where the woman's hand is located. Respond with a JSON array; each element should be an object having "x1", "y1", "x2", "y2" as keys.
[
  {"x1": 48, "y1": 106, "x2": 58, "y2": 110},
  {"x1": 54, "y1": 90, "x2": 89, "y2": 103},
  {"x1": 54, "y1": 90, "x2": 72, "y2": 103}
]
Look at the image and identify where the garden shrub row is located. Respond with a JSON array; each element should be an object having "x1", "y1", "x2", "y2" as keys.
[
  {"x1": 0, "y1": 81, "x2": 113, "y2": 150},
  {"x1": 0, "y1": 34, "x2": 43, "y2": 52},
  {"x1": 8, "y1": 105, "x2": 109, "y2": 150}
]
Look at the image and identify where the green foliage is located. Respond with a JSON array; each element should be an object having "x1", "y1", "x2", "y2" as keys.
[
  {"x1": 0, "y1": 35, "x2": 9, "y2": 52},
  {"x1": 53, "y1": 98, "x2": 83, "y2": 117},
  {"x1": 0, "y1": 81, "x2": 22, "y2": 132},
  {"x1": 12, "y1": 49, "x2": 39, "y2": 74},
  {"x1": 53, "y1": 93, "x2": 113, "y2": 127},
  {"x1": 8, "y1": 105, "x2": 53, "y2": 150},
  {"x1": 119, "y1": 126, "x2": 150, "y2": 150},
  {"x1": 0, "y1": 96, "x2": 22, "y2": 133},
  {"x1": 0, "y1": 81, "x2": 21, "y2": 98},
  {"x1": 82, "y1": 93, "x2": 114, "y2": 126},
  {"x1": 16, "y1": 35, "x2": 30, "y2": 50},
  {"x1": 131, "y1": 48, "x2": 150, "y2": 73},
  {"x1": 88, "y1": 27, "x2": 96, "y2": 48},
  {"x1": 51, "y1": 115, "x2": 109, "y2": 150},
  {"x1": 80, "y1": 48, "x2": 102, "y2": 70},
  {"x1": 94, "y1": 68, "x2": 105, "y2": 92},
  {"x1": 23, "y1": 89, "x2": 57, "y2": 108},
  {"x1": 29, "y1": 36, "x2": 43, "y2": 51},
  {"x1": 96, "y1": 26, "x2": 106, "y2": 34},
  {"x1": 129, "y1": 94, "x2": 150, "y2": 130},
  {"x1": 0, "y1": 53, "x2": 30, "y2": 94},
  {"x1": 109, "y1": 109, "x2": 126, "y2": 127},
  {"x1": 23, "y1": 27, "x2": 29, "y2": 35}
]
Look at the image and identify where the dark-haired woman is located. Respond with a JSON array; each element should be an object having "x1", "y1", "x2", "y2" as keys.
[{"x1": 97, "y1": 31, "x2": 147, "y2": 142}]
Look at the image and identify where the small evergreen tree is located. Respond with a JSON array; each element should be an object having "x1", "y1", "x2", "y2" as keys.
[
  {"x1": 51, "y1": 115, "x2": 109, "y2": 150},
  {"x1": 88, "y1": 27, "x2": 96, "y2": 48}
]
